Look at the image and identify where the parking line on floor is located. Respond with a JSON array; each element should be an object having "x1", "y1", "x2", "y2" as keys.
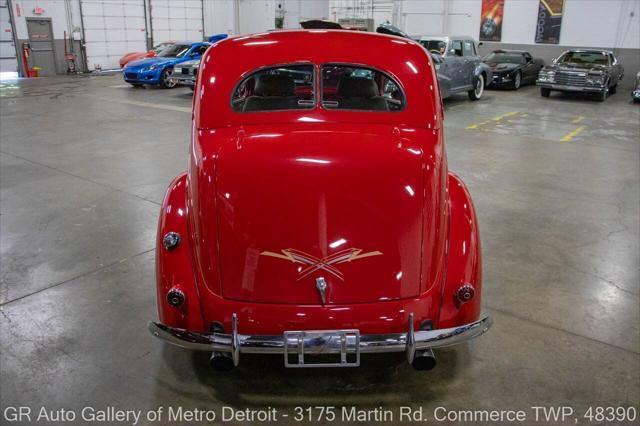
[
  {"x1": 571, "y1": 115, "x2": 585, "y2": 123},
  {"x1": 466, "y1": 111, "x2": 521, "y2": 129},
  {"x1": 560, "y1": 126, "x2": 585, "y2": 142},
  {"x1": 492, "y1": 111, "x2": 520, "y2": 121}
]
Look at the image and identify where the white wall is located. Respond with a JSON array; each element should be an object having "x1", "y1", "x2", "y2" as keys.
[
  {"x1": 238, "y1": 0, "x2": 275, "y2": 33},
  {"x1": 398, "y1": 0, "x2": 640, "y2": 49},
  {"x1": 282, "y1": 0, "x2": 329, "y2": 29},
  {"x1": 8, "y1": 0, "x2": 639, "y2": 64},
  {"x1": 203, "y1": 0, "x2": 236, "y2": 35},
  {"x1": 563, "y1": 0, "x2": 638, "y2": 48},
  {"x1": 12, "y1": 0, "x2": 82, "y2": 40}
]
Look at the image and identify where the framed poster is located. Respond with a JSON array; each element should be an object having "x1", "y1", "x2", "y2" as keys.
[
  {"x1": 479, "y1": 0, "x2": 505, "y2": 42},
  {"x1": 535, "y1": 0, "x2": 565, "y2": 44}
]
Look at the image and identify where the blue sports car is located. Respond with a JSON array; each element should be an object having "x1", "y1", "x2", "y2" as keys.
[{"x1": 123, "y1": 42, "x2": 210, "y2": 88}]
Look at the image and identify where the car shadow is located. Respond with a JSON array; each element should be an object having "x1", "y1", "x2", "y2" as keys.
[
  {"x1": 443, "y1": 93, "x2": 493, "y2": 109},
  {"x1": 538, "y1": 90, "x2": 610, "y2": 103},
  {"x1": 160, "y1": 344, "x2": 467, "y2": 407}
]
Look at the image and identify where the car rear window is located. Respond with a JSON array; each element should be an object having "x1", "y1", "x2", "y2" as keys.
[
  {"x1": 321, "y1": 65, "x2": 404, "y2": 112},
  {"x1": 231, "y1": 65, "x2": 315, "y2": 112}
]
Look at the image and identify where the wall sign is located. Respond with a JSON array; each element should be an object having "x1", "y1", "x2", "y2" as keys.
[
  {"x1": 535, "y1": 0, "x2": 565, "y2": 44},
  {"x1": 479, "y1": 0, "x2": 505, "y2": 42}
]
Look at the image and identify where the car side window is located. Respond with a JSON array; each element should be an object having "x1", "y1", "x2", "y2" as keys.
[
  {"x1": 451, "y1": 41, "x2": 463, "y2": 57},
  {"x1": 321, "y1": 64, "x2": 404, "y2": 112},
  {"x1": 463, "y1": 41, "x2": 474, "y2": 57},
  {"x1": 193, "y1": 45, "x2": 208, "y2": 55},
  {"x1": 231, "y1": 65, "x2": 315, "y2": 112},
  {"x1": 524, "y1": 53, "x2": 532, "y2": 63}
]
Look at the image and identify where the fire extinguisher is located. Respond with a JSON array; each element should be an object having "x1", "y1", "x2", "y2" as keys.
[
  {"x1": 21, "y1": 42, "x2": 32, "y2": 77},
  {"x1": 21, "y1": 43, "x2": 42, "y2": 77}
]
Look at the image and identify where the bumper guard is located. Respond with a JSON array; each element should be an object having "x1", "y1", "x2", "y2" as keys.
[{"x1": 148, "y1": 314, "x2": 492, "y2": 367}]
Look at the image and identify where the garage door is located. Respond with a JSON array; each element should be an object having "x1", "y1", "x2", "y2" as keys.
[
  {"x1": 150, "y1": 0, "x2": 203, "y2": 44},
  {"x1": 81, "y1": 0, "x2": 147, "y2": 71},
  {"x1": 0, "y1": 0, "x2": 18, "y2": 77}
]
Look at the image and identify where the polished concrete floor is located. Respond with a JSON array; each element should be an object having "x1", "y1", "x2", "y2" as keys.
[{"x1": 1, "y1": 76, "x2": 638, "y2": 425}]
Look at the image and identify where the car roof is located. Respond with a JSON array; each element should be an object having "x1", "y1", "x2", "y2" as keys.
[
  {"x1": 418, "y1": 35, "x2": 476, "y2": 42},
  {"x1": 491, "y1": 49, "x2": 528, "y2": 54},
  {"x1": 565, "y1": 49, "x2": 613, "y2": 54},
  {"x1": 171, "y1": 41, "x2": 209, "y2": 46},
  {"x1": 195, "y1": 30, "x2": 441, "y2": 129}
]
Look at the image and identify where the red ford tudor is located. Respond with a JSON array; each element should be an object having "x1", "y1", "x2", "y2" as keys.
[{"x1": 148, "y1": 30, "x2": 492, "y2": 370}]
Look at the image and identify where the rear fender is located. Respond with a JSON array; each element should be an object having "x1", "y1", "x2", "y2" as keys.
[
  {"x1": 156, "y1": 173, "x2": 206, "y2": 332},
  {"x1": 438, "y1": 172, "x2": 482, "y2": 328}
]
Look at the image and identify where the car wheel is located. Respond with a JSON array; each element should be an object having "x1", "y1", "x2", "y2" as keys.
[
  {"x1": 511, "y1": 72, "x2": 521, "y2": 90},
  {"x1": 597, "y1": 91, "x2": 607, "y2": 102},
  {"x1": 540, "y1": 87, "x2": 551, "y2": 97},
  {"x1": 159, "y1": 68, "x2": 176, "y2": 89},
  {"x1": 468, "y1": 74, "x2": 484, "y2": 100},
  {"x1": 130, "y1": 83, "x2": 143, "y2": 88},
  {"x1": 189, "y1": 86, "x2": 195, "y2": 91},
  {"x1": 610, "y1": 84, "x2": 617, "y2": 94}
]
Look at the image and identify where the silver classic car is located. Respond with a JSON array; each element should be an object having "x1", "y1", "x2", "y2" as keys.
[
  {"x1": 633, "y1": 71, "x2": 640, "y2": 102},
  {"x1": 170, "y1": 59, "x2": 200, "y2": 90},
  {"x1": 537, "y1": 49, "x2": 624, "y2": 101},
  {"x1": 417, "y1": 35, "x2": 493, "y2": 100}
]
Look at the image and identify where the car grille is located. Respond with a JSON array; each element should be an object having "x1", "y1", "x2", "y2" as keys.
[
  {"x1": 125, "y1": 72, "x2": 138, "y2": 80},
  {"x1": 554, "y1": 72, "x2": 587, "y2": 86},
  {"x1": 181, "y1": 68, "x2": 190, "y2": 75}
]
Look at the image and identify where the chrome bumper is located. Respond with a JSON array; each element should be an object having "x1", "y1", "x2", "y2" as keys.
[
  {"x1": 148, "y1": 314, "x2": 492, "y2": 367},
  {"x1": 537, "y1": 82, "x2": 606, "y2": 93},
  {"x1": 170, "y1": 75, "x2": 195, "y2": 86}
]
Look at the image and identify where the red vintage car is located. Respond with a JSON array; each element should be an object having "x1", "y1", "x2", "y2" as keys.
[
  {"x1": 118, "y1": 42, "x2": 174, "y2": 69},
  {"x1": 149, "y1": 30, "x2": 492, "y2": 370}
]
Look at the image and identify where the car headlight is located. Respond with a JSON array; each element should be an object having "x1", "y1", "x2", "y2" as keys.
[
  {"x1": 146, "y1": 64, "x2": 158, "y2": 71},
  {"x1": 539, "y1": 70, "x2": 555, "y2": 82},
  {"x1": 586, "y1": 74, "x2": 605, "y2": 85}
]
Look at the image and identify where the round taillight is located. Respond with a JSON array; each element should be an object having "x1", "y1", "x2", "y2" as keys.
[
  {"x1": 163, "y1": 232, "x2": 181, "y2": 250},
  {"x1": 457, "y1": 284, "x2": 475, "y2": 303},
  {"x1": 167, "y1": 288, "x2": 185, "y2": 307}
]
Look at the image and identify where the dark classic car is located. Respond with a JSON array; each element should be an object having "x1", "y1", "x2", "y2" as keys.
[
  {"x1": 537, "y1": 49, "x2": 624, "y2": 101},
  {"x1": 417, "y1": 36, "x2": 493, "y2": 100},
  {"x1": 149, "y1": 30, "x2": 491, "y2": 371},
  {"x1": 633, "y1": 71, "x2": 640, "y2": 102},
  {"x1": 484, "y1": 50, "x2": 544, "y2": 89}
]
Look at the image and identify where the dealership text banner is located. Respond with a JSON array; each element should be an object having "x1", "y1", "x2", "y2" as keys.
[{"x1": 535, "y1": 0, "x2": 565, "y2": 44}]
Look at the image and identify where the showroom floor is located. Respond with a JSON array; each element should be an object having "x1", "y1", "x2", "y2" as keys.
[{"x1": 1, "y1": 75, "x2": 638, "y2": 423}]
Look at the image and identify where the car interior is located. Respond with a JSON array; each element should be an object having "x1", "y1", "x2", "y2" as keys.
[{"x1": 232, "y1": 64, "x2": 404, "y2": 112}]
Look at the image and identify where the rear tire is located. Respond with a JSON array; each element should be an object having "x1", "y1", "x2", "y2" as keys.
[
  {"x1": 468, "y1": 74, "x2": 484, "y2": 100},
  {"x1": 540, "y1": 87, "x2": 551, "y2": 97},
  {"x1": 610, "y1": 84, "x2": 617, "y2": 94},
  {"x1": 511, "y1": 71, "x2": 521, "y2": 90},
  {"x1": 596, "y1": 91, "x2": 607, "y2": 102},
  {"x1": 159, "y1": 68, "x2": 176, "y2": 89}
]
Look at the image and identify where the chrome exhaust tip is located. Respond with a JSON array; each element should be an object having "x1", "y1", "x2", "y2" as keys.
[
  {"x1": 210, "y1": 352, "x2": 235, "y2": 372},
  {"x1": 411, "y1": 348, "x2": 437, "y2": 371}
]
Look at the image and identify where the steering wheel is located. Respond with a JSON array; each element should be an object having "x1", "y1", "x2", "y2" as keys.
[{"x1": 429, "y1": 49, "x2": 442, "y2": 55}]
